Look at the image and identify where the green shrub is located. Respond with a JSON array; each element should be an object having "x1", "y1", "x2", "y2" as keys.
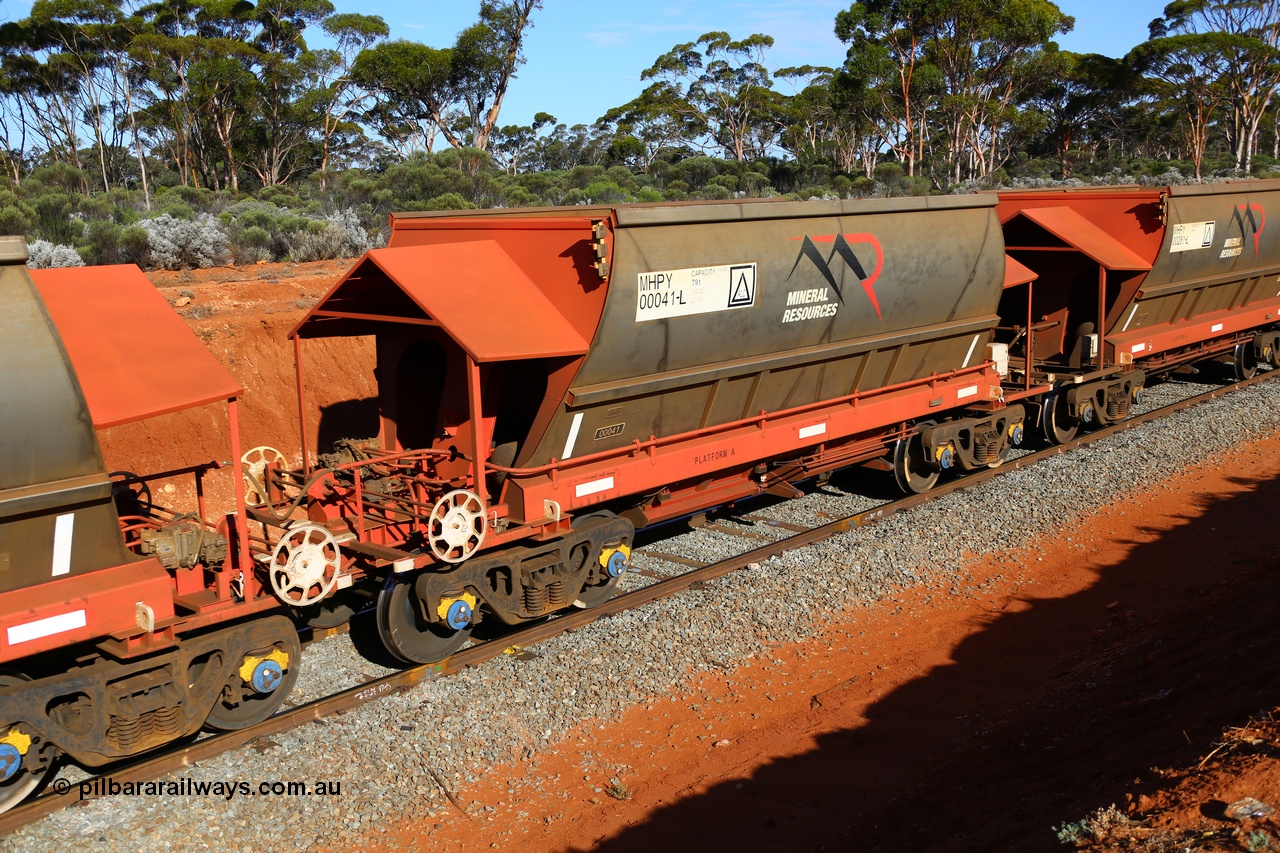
[
  {"x1": 0, "y1": 192, "x2": 36, "y2": 235},
  {"x1": 118, "y1": 226, "x2": 150, "y2": 266},
  {"x1": 423, "y1": 192, "x2": 477, "y2": 211},
  {"x1": 501, "y1": 185, "x2": 541, "y2": 207},
  {"x1": 29, "y1": 193, "x2": 79, "y2": 245},
  {"x1": 81, "y1": 220, "x2": 122, "y2": 265},
  {"x1": 583, "y1": 180, "x2": 632, "y2": 204},
  {"x1": 708, "y1": 174, "x2": 739, "y2": 193}
]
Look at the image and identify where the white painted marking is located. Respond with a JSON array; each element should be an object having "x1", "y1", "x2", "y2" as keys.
[
  {"x1": 957, "y1": 385, "x2": 979, "y2": 400},
  {"x1": 1121, "y1": 304, "x2": 1139, "y2": 332},
  {"x1": 392, "y1": 559, "x2": 414, "y2": 574},
  {"x1": 1131, "y1": 343, "x2": 1146, "y2": 354},
  {"x1": 798, "y1": 423, "x2": 827, "y2": 440},
  {"x1": 961, "y1": 334, "x2": 980, "y2": 368},
  {"x1": 562, "y1": 412, "x2": 583, "y2": 460},
  {"x1": 574, "y1": 476, "x2": 615, "y2": 498},
  {"x1": 1211, "y1": 323, "x2": 1224, "y2": 333},
  {"x1": 7, "y1": 609, "x2": 86, "y2": 645},
  {"x1": 52, "y1": 513, "x2": 73, "y2": 577}
]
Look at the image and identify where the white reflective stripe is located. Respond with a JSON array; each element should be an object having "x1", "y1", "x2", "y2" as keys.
[
  {"x1": 1211, "y1": 323, "x2": 1224, "y2": 333},
  {"x1": 574, "y1": 476, "x2": 614, "y2": 498},
  {"x1": 52, "y1": 513, "x2": 74, "y2": 577},
  {"x1": 957, "y1": 385, "x2": 978, "y2": 399},
  {"x1": 798, "y1": 423, "x2": 827, "y2": 440},
  {"x1": 7, "y1": 609, "x2": 86, "y2": 645},
  {"x1": 1121, "y1": 304, "x2": 1139, "y2": 332},
  {"x1": 961, "y1": 334, "x2": 980, "y2": 368},
  {"x1": 562, "y1": 412, "x2": 583, "y2": 460},
  {"x1": 1131, "y1": 343, "x2": 1146, "y2": 353}
]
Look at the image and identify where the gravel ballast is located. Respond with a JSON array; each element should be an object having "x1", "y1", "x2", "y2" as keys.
[{"x1": 6, "y1": 374, "x2": 1280, "y2": 852}]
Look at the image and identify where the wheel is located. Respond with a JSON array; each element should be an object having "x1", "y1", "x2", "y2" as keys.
[
  {"x1": 892, "y1": 427, "x2": 940, "y2": 494},
  {"x1": 269, "y1": 524, "x2": 341, "y2": 607},
  {"x1": 574, "y1": 573, "x2": 622, "y2": 609},
  {"x1": 569, "y1": 514, "x2": 629, "y2": 610},
  {"x1": 203, "y1": 621, "x2": 300, "y2": 731},
  {"x1": 0, "y1": 673, "x2": 58, "y2": 814},
  {"x1": 241, "y1": 446, "x2": 287, "y2": 507},
  {"x1": 1040, "y1": 393, "x2": 1079, "y2": 445},
  {"x1": 376, "y1": 577, "x2": 471, "y2": 665},
  {"x1": 427, "y1": 490, "x2": 487, "y2": 564},
  {"x1": 1233, "y1": 342, "x2": 1258, "y2": 381}
]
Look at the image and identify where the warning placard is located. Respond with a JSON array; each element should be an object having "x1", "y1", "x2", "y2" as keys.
[{"x1": 636, "y1": 263, "x2": 757, "y2": 322}]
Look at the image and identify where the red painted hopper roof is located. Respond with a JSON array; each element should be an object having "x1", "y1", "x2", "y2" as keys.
[
  {"x1": 31, "y1": 265, "x2": 242, "y2": 428},
  {"x1": 1014, "y1": 206, "x2": 1152, "y2": 271},
  {"x1": 293, "y1": 242, "x2": 590, "y2": 362},
  {"x1": 1003, "y1": 255, "x2": 1038, "y2": 289}
]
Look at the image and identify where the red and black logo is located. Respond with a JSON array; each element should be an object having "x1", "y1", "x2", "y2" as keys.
[
  {"x1": 1230, "y1": 204, "x2": 1266, "y2": 256},
  {"x1": 786, "y1": 233, "x2": 885, "y2": 319}
]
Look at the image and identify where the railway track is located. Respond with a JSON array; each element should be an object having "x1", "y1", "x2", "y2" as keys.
[{"x1": 4, "y1": 368, "x2": 1275, "y2": 836}]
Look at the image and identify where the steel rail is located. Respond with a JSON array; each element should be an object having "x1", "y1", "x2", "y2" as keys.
[{"x1": 3, "y1": 369, "x2": 1275, "y2": 836}]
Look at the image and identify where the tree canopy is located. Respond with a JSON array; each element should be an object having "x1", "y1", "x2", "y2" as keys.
[{"x1": 1, "y1": 0, "x2": 1279, "y2": 272}]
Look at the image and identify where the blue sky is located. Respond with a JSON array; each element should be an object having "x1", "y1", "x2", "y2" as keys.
[{"x1": 3, "y1": 0, "x2": 1171, "y2": 129}]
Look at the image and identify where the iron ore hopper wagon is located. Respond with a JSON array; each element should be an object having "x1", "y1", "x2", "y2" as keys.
[
  {"x1": 276, "y1": 196, "x2": 1026, "y2": 664},
  {"x1": 0, "y1": 244, "x2": 301, "y2": 810},
  {"x1": 3, "y1": 181, "x2": 1280, "y2": 814},
  {"x1": 994, "y1": 180, "x2": 1280, "y2": 442}
]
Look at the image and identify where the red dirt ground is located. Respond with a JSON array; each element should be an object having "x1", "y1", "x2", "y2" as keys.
[
  {"x1": 126, "y1": 261, "x2": 1280, "y2": 852},
  {"x1": 360, "y1": 433, "x2": 1280, "y2": 853}
]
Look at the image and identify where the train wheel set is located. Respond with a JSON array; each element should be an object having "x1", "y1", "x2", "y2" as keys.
[{"x1": 2, "y1": 181, "x2": 1280, "y2": 814}]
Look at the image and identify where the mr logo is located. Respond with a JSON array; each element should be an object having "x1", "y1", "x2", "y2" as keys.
[
  {"x1": 786, "y1": 233, "x2": 886, "y2": 319},
  {"x1": 1230, "y1": 204, "x2": 1266, "y2": 257}
]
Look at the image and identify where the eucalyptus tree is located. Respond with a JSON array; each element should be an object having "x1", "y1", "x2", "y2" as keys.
[
  {"x1": 774, "y1": 65, "x2": 836, "y2": 165},
  {"x1": 350, "y1": 39, "x2": 453, "y2": 155},
  {"x1": 597, "y1": 83, "x2": 704, "y2": 172},
  {"x1": 243, "y1": 0, "x2": 336, "y2": 187},
  {"x1": 1132, "y1": 16, "x2": 1237, "y2": 179},
  {"x1": 452, "y1": 0, "x2": 540, "y2": 151},
  {"x1": 639, "y1": 31, "x2": 781, "y2": 161},
  {"x1": 1151, "y1": 0, "x2": 1280, "y2": 173},
  {"x1": 129, "y1": 0, "x2": 260, "y2": 190},
  {"x1": 925, "y1": 0, "x2": 1071, "y2": 182},
  {"x1": 1026, "y1": 50, "x2": 1131, "y2": 178},
  {"x1": 20, "y1": 0, "x2": 140, "y2": 193},
  {"x1": 352, "y1": 0, "x2": 539, "y2": 155},
  {"x1": 308, "y1": 12, "x2": 388, "y2": 188},
  {"x1": 0, "y1": 45, "x2": 79, "y2": 180},
  {"x1": 836, "y1": 1, "x2": 944, "y2": 177},
  {"x1": 836, "y1": 0, "x2": 1070, "y2": 183}
]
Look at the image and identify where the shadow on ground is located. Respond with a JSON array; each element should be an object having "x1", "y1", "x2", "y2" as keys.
[{"x1": 578, "y1": 471, "x2": 1280, "y2": 852}]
